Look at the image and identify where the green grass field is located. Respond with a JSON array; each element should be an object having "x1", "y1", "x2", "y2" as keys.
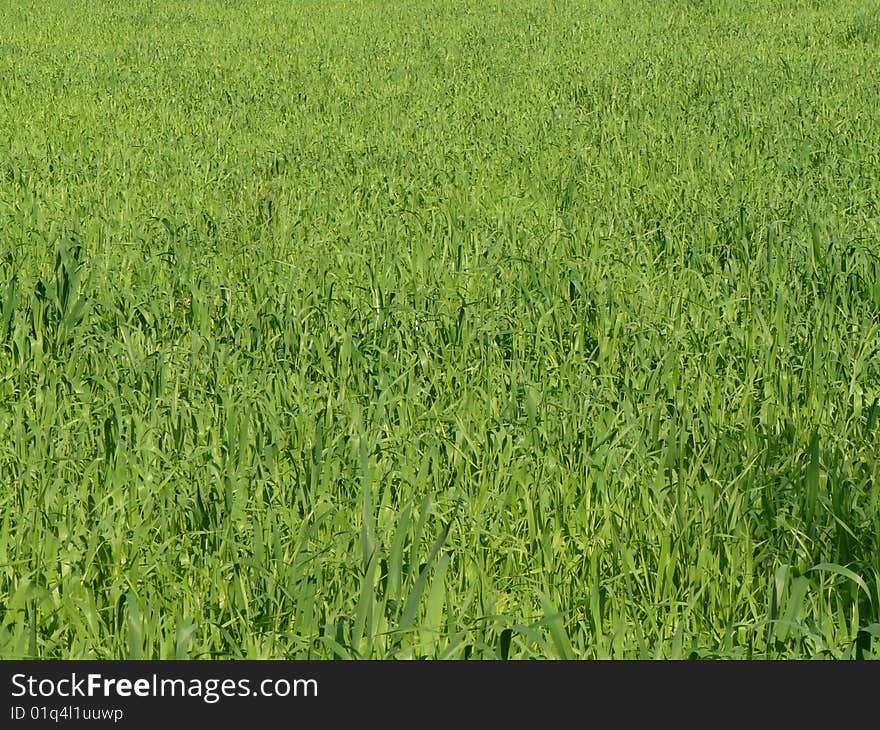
[{"x1": 1, "y1": 0, "x2": 879, "y2": 659}]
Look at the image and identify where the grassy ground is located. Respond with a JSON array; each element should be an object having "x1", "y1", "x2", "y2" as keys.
[{"x1": 1, "y1": 0, "x2": 879, "y2": 658}]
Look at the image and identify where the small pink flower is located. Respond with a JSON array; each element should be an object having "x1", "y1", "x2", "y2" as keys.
[{"x1": 182, "y1": 296, "x2": 191, "y2": 305}]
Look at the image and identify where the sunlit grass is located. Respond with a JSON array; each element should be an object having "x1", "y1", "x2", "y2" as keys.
[{"x1": 0, "y1": 0, "x2": 878, "y2": 659}]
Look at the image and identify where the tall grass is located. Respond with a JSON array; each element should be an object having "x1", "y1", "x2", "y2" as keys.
[{"x1": 0, "y1": 0, "x2": 878, "y2": 658}]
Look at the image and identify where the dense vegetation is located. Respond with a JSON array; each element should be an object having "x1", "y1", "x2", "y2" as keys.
[{"x1": 1, "y1": 0, "x2": 879, "y2": 658}]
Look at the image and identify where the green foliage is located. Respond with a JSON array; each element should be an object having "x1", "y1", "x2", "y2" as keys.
[{"x1": 0, "y1": 0, "x2": 878, "y2": 659}]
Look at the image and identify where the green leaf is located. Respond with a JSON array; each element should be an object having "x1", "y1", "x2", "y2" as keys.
[
  {"x1": 809, "y1": 563, "x2": 872, "y2": 600},
  {"x1": 539, "y1": 593, "x2": 575, "y2": 660}
]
